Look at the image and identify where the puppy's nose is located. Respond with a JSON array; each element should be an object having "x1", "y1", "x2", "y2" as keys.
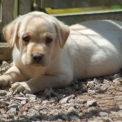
[{"x1": 32, "y1": 53, "x2": 44, "y2": 62}]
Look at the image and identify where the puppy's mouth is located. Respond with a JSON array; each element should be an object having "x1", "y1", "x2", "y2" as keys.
[
  {"x1": 26, "y1": 60, "x2": 44, "y2": 66},
  {"x1": 25, "y1": 59, "x2": 48, "y2": 67}
]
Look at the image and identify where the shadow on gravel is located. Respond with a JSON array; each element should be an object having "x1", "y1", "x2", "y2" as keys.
[
  {"x1": 2, "y1": 106, "x2": 120, "y2": 122},
  {"x1": 1, "y1": 69, "x2": 122, "y2": 121}
]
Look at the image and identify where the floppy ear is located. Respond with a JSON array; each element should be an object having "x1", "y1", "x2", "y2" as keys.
[
  {"x1": 2, "y1": 16, "x2": 22, "y2": 48},
  {"x1": 54, "y1": 19, "x2": 70, "y2": 48}
]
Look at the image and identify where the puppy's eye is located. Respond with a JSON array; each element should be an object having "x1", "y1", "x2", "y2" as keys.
[
  {"x1": 23, "y1": 36, "x2": 30, "y2": 42},
  {"x1": 46, "y1": 37, "x2": 52, "y2": 44}
]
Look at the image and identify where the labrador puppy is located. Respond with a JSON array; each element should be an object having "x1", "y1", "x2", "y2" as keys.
[{"x1": 1, "y1": 11, "x2": 122, "y2": 94}]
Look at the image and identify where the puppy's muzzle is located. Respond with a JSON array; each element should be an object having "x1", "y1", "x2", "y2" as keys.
[{"x1": 32, "y1": 53, "x2": 44, "y2": 63}]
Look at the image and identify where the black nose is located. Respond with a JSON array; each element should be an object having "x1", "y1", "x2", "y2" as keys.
[{"x1": 32, "y1": 53, "x2": 44, "y2": 62}]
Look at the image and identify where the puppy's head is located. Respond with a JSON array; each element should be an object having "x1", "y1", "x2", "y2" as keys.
[{"x1": 2, "y1": 11, "x2": 70, "y2": 67}]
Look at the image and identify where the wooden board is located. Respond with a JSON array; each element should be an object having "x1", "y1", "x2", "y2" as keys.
[
  {"x1": 18, "y1": 0, "x2": 32, "y2": 15},
  {"x1": 54, "y1": 10, "x2": 122, "y2": 25},
  {"x1": 2, "y1": 0, "x2": 14, "y2": 26},
  {"x1": 41, "y1": 0, "x2": 122, "y2": 9}
]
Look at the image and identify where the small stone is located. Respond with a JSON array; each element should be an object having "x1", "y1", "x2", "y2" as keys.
[
  {"x1": 27, "y1": 110, "x2": 40, "y2": 119},
  {"x1": 42, "y1": 100, "x2": 49, "y2": 104},
  {"x1": 0, "y1": 61, "x2": 11, "y2": 72},
  {"x1": 19, "y1": 92, "x2": 25, "y2": 97},
  {"x1": 74, "y1": 99, "x2": 87, "y2": 104},
  {"x1": 0, "y1": 90, "x2": 7, "y2": 96},
  {"x1": 7, "y1": 108, "x2": 16, "y2": 117},
  {"x1": 119, "y1": 105, "x2": 122, "y2": 109},
  {"x1": 0, "y1": 118, "x2": 12, "y2": 122},
  {"x1": 28, "y1": 108, "x2": 39, "y2": 115},
  {"x1": 1, "y1": 114, "x2": 8, "y2": 118},
  {"x1": 99, "y1": 112, "x2": 108, "y2": 117},
  {"x1": 111, "y1": 111, "x2": 117, "y2": 116},
  {"x1": 113, "y1": 74, "x2": 121, "y2": 80},
  {"x1": 34, "y1": 105, "x2": 41, "y2": 111},
  {"x1": 103, "y1": 79, "x2": 110, "y2": 84},
  {"x1": 15, "y1": 97, "x2": 28, "y2": 100},
  {"x1": 22, "y1": 111, "x2": 27, "y2": 116},
  {"x1": 87, "y1": 107, "x2": 97, "y2": 112},
  {"x1": 8, "y1": 103, "x2": 18, "y2": 108},
  {"x1": 59, "y1": 94, "x2": 75, "y2": 104},
  {"x1": 116, "y1": 87, "x2": 122, "y2": 92},
  {"x1": 0, "y1": 101, "x2": 9, "y2": 107},
  {"x1": 88, "y1": 89, "x2": 96, "y2": 94},
  {"x1": 80, "y1": 83, "x2": 87, "y2": 92},
  {"x1": 0, "y1": 109, "x2": 6, "y2": 114},
  {"x1": 21, "y1": 100, "x2": 26, "y2": 105},
  {"x1": 67, "y1": 106, "x2": 78, "y2": 115},
  {"x1": 18, "y1": 116, "x2": 26, "y2": 121},
  {"x1": 2, "y1": 61, "x2": 10, "y2": 67},
  {"x1": 87, "y1": 81, "x2": 95, "y2": 88},
  {"x1": 68, "y1": 98, "x2": 75, "y2": 103},
  {"x1": 113, "y1": 78, "x2": 122, "y2": 85},
  {"x1": 94, "y1": 78, "x2": 102, "y2": 84},
  {"x1": 100, "y1": 84, "x2": 108, "y2": 92},
  {"x1": 103, "y1": 117, "x2": 113, "y2": 122},
  {"x1": 26, "y1": 94, "x2": 36, "y2": 100},
  {"x1": 118, "y1": 110, "x2": 122, "y2": 117},
  {"x1": 27, "y1": 112, "x2": 36, "y2": 118},
  {"x1": 6, "y1": 92, "x2": 12, "y2": 97},
  {"x1": 95, "y1": 84, "x2": 102, "y2": 93},
  {"x1": 87, "y1": 100, "x2": 97, "y2": 107}
]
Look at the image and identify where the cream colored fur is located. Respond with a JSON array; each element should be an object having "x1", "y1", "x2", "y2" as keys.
[{"x1": 1, "y1": 11, "x2": 122, "y2": 94}]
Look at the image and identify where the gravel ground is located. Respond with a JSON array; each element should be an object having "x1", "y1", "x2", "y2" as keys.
[{"x1": 0, "y1": 61, "x2": 122, "y2": 122}]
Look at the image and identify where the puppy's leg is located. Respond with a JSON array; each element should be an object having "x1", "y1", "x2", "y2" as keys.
[
  {"x1": 0, "y1": 66, "x2": 27, "y2": 86},
  {"x1": 11, "y1": 75, "x2": 71, "y2": 94}
]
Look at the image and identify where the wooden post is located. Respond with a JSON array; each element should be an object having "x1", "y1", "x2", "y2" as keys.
[
  {"x1": 1, "y1": 0, "x2": 14, "y2": 42},
  {"x1": 18, "y1": 0, "x2": 32, "y2": 15},
  {"x1": 2, "y1": 0, "x2": 14, "y2": 26}
]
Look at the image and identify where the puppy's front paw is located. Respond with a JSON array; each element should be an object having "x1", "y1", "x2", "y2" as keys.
[{"x1": 10, "y1": 82, "x2": 32, "y2": 94}]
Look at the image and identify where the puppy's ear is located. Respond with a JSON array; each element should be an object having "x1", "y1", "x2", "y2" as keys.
[
  {"x1": 54, "y1": 19, "x2": 70, "y2": 48},
  {"x1": 2, "y1": 16, "x2": 22, "y2": 48}
]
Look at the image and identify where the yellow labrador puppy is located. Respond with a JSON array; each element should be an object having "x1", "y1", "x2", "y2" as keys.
[{"x1": 1, "y1": 11, "x2": 122, "y2": 94}]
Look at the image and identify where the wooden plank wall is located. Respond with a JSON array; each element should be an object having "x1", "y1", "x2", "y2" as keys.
[
  {"x1": 2, "y1": 0, "x2": 14, "y2": 28},
  {"x1": 41, "y1": 0, "x2": 122, "y2": 25},
  {"x1": 41, "y1": 0, "x2": 122, "y2": 8},
  {"x1": 1, "y1": 0, "x2": 14, "y2": 41},
  {"x1": 0, "y1": 0, "x2": 32, "y2": 42},
  {"x1": 18, "y1": 0, "x2": 32, "y2": 15},
  {"x1": 0, "y1": 0, "x2": 122, "y2": 41},
  {"x1": 2, "y1": 0, "x2": 32, "y2": 27}
]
